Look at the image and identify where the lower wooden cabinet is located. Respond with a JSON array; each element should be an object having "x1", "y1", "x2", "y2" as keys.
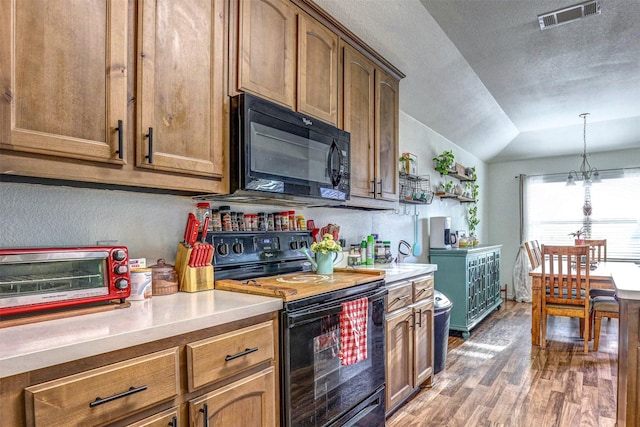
[
  {"x1": 385, "y1": 274, "x2": 434, "y2": 414},
  {"x1": 2, "y1": 312, "x2": 279, "y2": 427},
  {"x1": 189, "y1": 367, "x2": 276, "y2": 427}
]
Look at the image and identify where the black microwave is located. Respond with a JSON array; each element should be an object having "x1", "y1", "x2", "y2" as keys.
[{"x1": 228, "y1": 94, "x2": 350, "y2": 202}]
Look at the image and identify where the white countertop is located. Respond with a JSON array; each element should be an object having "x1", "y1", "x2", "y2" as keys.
[
  {"x1": 0, "y1": 290, "x2": 283, "y2": 377},
  {"x1": 353, "y1": 262, "x2": 437, "y2": 283},
  {"x1": 612, "y1": 262, "x2": 640, "y2": 301}
]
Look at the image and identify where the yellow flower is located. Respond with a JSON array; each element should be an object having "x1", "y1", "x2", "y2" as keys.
[{"x1": 310, "y1": 234, "x2": 342, "y2": 253}]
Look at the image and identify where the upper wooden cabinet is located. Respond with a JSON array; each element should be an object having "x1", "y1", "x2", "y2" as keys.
[
  {"x1": 137, "y1": 0, "x2": 225, "y2": 179},
  {"x1": 0, "y1": 0, "x2": 228, "y2": 194},
  {"x1": 297, "y1": 12, "x2": 339, "y2": 126},
  {"x1": 1, "y1": 0, "x2": 128, "y2": 164},
  {"x1": 342, "y1": 42, "x2": 399, "y2": 202},
  {"x1": 232, "y1": 0, "x2": 297, "y2": 109}
]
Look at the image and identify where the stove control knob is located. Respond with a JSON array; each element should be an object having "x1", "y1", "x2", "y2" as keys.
[
  {"x1": 112, "y1": 249, "x2": 127, "y2": 261},
  {"x1": 115, "y1": 278, "x2": 129, "y2": 290},
  {"x1": 217, "y1": 243, "x2": 229, "y2": 256},
  {"x1": 299, "y1": 240, "x2": 308, "y2": 248},
  {"x1": 289, "y1": 241, "x2": 299, "y2": 250},
  {"x1": 114, "y1": 264, "x2": 128, "y2": 275},
  {"x1": 232, "y1": 242, "x2": 244, "y2": 254}
]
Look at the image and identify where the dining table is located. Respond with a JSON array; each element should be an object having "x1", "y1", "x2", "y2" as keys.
[{"x1": 529, "y1": 260, "x2": 640, "y2": 426}]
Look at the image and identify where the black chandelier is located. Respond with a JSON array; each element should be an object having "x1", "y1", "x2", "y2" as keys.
[{"x1": 566, "y1": 113, "x2": 600, "y2": 186}]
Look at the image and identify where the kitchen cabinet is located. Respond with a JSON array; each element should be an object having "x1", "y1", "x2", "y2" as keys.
[
  {"x1": 136, "y1": 0, "x2": 226, "y2": 179},
  {"x1": 1, "y1": 313, "x2": 279, "y2": 427},
  {"x1": 385, "y1": 273, "x2": 434, "y2": 414},
  {"x1": 342, "y1": 42, "x2": 399, "y2": 204},
  {"x1": 231, "y1": 0, "x2": 296, "y2": 109},
  {"x1": 0, "y1": 0, "x2": 227, "y2": 194},
  {"x1": 230, "y1": 0, "x2": 339, "y2": 126},
  {"x1": 431, "y1": 245, "x2": 502, "y2": 339},
  {"x1": 297, "y1": 12, "x2": 339, "y2": 126},
  {"x1": 1, "y1": 0, "x2": 128, "y2": 164}
]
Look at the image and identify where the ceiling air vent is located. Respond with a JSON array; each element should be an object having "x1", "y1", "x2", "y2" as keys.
[{"x1": 538, "y1": 1, "x2": 601, "y2": 30}]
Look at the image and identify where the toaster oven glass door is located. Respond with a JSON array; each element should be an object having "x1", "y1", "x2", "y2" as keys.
[{"x1": 0, "y1": 254, "x2": 108, "y2": 309}]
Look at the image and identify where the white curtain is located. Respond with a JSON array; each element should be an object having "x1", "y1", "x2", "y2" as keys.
[{"x1": 513, "y1": 174, "x2": 532, "y2": 302}]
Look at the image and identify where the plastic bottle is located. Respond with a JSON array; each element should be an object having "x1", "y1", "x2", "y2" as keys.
[
  {"x1": 366, "y1": 235, "x2": 375, "y2": 265},
  {"x1": 195, "y1": 202, "x2": 211, "y2": 230}
]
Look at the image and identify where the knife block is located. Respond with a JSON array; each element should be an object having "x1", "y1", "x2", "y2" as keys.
[{"x1": 175, "y1": 242, "x2": 214, "y2": 292}]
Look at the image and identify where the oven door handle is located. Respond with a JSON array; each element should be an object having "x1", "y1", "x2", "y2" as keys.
[{"x1": 286, "y1": 288, "x2": 386, "y2": 328}]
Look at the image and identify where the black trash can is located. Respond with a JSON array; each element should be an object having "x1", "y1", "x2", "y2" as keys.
[{"x1": 434, "y1": 290, "x2": 453, "y2": 374}]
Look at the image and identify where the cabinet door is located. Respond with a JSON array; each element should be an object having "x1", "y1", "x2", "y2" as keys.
[
  {"x1": 412, "y1": 299, "x2": 434, "y2": 387},
  {"x1": 374, "y1": 68, "x2": 399, "y2": 201},
  {"x1": 137, "y1": 0, "x2": 224, "y2": 178},
  {"x1": 189, "y1": 367, "x2": 276, "y2": 427},
  {"x1": 297, "y1": 13, "x2": 338, "y2": 126},
  {"x1": 3, "y1": 0, "x2": 127, "y2": 163},
  {"x1": 385, "y1": 308, "x2": 413, "y2": 412},
  {"x1": 342, "y1": 42, "x2": 376, "y2": 199},
  {"x1": 234, "y1": 0, "x2": 296, "y2": 109}
]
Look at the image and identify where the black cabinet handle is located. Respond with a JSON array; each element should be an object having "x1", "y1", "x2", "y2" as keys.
[
  {"x1": 225, "y1": 347, "x2": 258, "y2": 361},
  {"x1": 145, "y1": 127, "x2": 154, "y2": 163},
  {"x1": 200, "y1": 403, "x2": 209, "y2": 427},
  {"x1": 416, "y1": 308, "x2": 423, "y2": 327},
  {"x1": 89, "y1": 385, "x2": 147, "y2": 407},
  {"x1": 169, "y1": 415, "x2": 178, "y2": 427},
  {"x1": 115, "y1": 119, "x2": 124, "y2": 159}
]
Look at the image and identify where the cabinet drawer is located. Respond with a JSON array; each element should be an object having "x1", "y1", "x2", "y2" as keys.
[
  {"x1": 187, "y1": 320, "x2": 275, "y2": 391},
  {"x1": 25, "y1": 347, "x2": 180, "y2": 427},
  {"x1": 413, "y1": 275, "x2": 434, "y2": 302},
  {"x1": 386, "y1": 281, "x2": 413, "y2": 312},
  {"x1": 126, "y1": 407, "x2": 179, "y2": 426}
]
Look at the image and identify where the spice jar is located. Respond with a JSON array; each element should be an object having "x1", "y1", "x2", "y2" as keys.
[
  {"x1": 219, "y1": 206, "x2": 231, "y2": 231},
  {"x1": 149, "y1": 259, "x2": 179, "y2": 296},
  {"x1": 195, "y1": 202, "x2": 211, "y2": 230},
  {"x1": 210, "y1": 209, "x2": 222, "y2": 231},
  {"x1": 280, "y1": 211, "x2": 290, "y2": 231},
  {"x1": 288, "y1": 211, "x2": 296, "y2": 230},
  {"x1": 257, "y1": 212, "x2": 267, "y2": 231},
  {"x1": 296, "y1": 215, "x2": 306, "y2": 230}
]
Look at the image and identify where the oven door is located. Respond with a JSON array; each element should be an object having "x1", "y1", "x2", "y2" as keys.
[{"x1": 281, "y1": 287, "x2": 386, "y2": 427}]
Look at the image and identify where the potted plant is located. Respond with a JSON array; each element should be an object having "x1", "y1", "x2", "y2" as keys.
[
  {"x1": 399, "y1": 154, "x2": 416, "y2": 174},
  {"x1": 569, "y1": 227, "x2": 586, "y2": 245},
  {"x1": 433, "y1": 150, "x2": 455, "y2": 176},
  {"x1": 305, "y1": 234, "x2": 343, "y2": 274},
  {"x1": 467, "y1": 205, "x2": 479, "y2": 244}
]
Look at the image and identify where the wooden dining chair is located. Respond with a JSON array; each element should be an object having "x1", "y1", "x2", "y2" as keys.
[
  {"x1": 591, "y1": 295, "x2": 619, "y2": 351},
  {"x1": 524, "y1": 240, "x2": 542, "y2": 269},
  {"x1": 541, "y1": 244, "x2": 591, "y2": 353},
  {"x1": 577, "y1": 239, "x2": 614, "y2": 298}
]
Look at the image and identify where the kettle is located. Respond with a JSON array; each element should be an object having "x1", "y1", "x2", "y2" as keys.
[{"x1": 300, "y1": 248, "x2": 344, "y2": 274}]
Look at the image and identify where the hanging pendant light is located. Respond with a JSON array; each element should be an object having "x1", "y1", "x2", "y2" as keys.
[{"x1": 566, "y1": 113, "x2": 601, "y2": 186}]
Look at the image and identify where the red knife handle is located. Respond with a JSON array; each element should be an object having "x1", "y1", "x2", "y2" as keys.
[
  {"x1": 184, "y1": 213, "x2": 196, "y2": 244},
  {"x1": 189, "y1": 220, "x2": 200, "y2": 247},
  {"x1": 188, "y1": 246, "x2": 197, "y2": 267},
  {"x1": 201, "y1": 217, "x2": 210, "y2": 242}
]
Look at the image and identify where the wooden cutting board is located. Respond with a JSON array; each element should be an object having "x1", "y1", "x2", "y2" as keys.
[{"x1": 214, "y1": 269, "x2": 385, "y2": 302}]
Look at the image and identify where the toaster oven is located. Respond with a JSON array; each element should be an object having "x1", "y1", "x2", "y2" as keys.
[{"x1": 0, "y1": 246, "x2": 131, "y2": 316}]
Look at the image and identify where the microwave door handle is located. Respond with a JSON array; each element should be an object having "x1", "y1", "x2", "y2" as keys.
[{"x1": 327, "y1": 140, "x2": 343, "y2": 187}]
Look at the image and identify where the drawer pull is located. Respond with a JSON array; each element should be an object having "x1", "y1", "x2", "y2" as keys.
[
  {"x1": 115, "y1": 119, "x2": 124, "y2": 159},
  {"x1": 391, "y1": 295, "x2": 410, "y2": 306},
  {"x1": 145, "y1": 127, "x2": 154, "y2": 163},
  {"x1": 415, "y1": 288, "x2": 427, "y2": 297},
  {"x1": 225, "y1": 347, "x2": 259, "y2": 361},
  {"x1": 89, "y1": 385, "x2": 148, "y2": 408},
  {"x1": 170, "y1": 416, "x2": 178, "y2": 427},
  {"x1": 200, "y1": 403, "x2": 209, "y2": 427},
  {"x1": 415, "y1": 309, "x2": 423, "y2": 327}
]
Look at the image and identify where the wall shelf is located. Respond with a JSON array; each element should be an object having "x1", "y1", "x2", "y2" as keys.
[{"x1": 399, "y1": 172, "x2": 433, "y2": 205}]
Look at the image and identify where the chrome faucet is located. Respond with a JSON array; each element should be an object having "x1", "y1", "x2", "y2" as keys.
[{"x1": 397, "y1": 240, "x2": 412, "y2": 264}]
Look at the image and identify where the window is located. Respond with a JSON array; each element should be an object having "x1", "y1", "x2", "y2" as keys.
[{"x1": 526, "y1": 168, "x2": 640, "y2": 260}]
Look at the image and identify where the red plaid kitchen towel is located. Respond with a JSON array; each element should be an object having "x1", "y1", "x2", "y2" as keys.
[{"x1": 339, "y1": 297, "x2": 368, "y2": 366}]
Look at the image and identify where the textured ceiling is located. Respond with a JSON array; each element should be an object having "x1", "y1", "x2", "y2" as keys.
[{"x1": 313, "y1": 0, "x2": 640, "y2": 163}]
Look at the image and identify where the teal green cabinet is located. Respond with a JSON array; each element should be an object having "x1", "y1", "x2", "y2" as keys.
[{"x1": 430, "y1": 245, "x2": 502, "y2": 339}]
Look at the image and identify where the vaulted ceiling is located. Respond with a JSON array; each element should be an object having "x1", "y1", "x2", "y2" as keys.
[{"x1": 314, "y1": 0, "x2": 640, "y2": 163}]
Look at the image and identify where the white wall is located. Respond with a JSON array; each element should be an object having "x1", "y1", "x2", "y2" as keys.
[
  {"x1": 0, "y1": 110, "x2": 486, "y2": 267},
  {"x1": 487, "y1": 147, "x2": 640, "y2": 297}
]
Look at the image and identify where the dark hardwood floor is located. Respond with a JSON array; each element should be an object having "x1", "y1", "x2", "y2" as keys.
[{"x1": 386, "y1": 300, "x2": 619, "y2": 427}]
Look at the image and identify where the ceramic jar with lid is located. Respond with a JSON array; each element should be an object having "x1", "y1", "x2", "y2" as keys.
[{"x1": 150, "y1": 259, "x2": 179, "y2": 295}]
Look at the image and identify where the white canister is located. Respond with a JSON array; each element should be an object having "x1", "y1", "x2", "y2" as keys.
[{"x1": 130, "y1": 268, "x2": 152, "y2": 300}]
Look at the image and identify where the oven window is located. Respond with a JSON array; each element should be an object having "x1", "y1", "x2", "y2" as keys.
[
  {"x1": 285, "y1": 296, "x2": 385, "y2": 426},
  {"x1": 0, "y1": 258, "x2": 108, "y2": 308}
]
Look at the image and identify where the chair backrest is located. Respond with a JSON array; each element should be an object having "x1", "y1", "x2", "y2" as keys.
[
  {"x1": 542, "y1": 245, "x2": 590, "y2": 305},
  {"x1": 581, "y1": 239, "x2": 607, "y2": 262},
  {"x1": 524, "y1": 240, "x2": 542, "y2": 269}
]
